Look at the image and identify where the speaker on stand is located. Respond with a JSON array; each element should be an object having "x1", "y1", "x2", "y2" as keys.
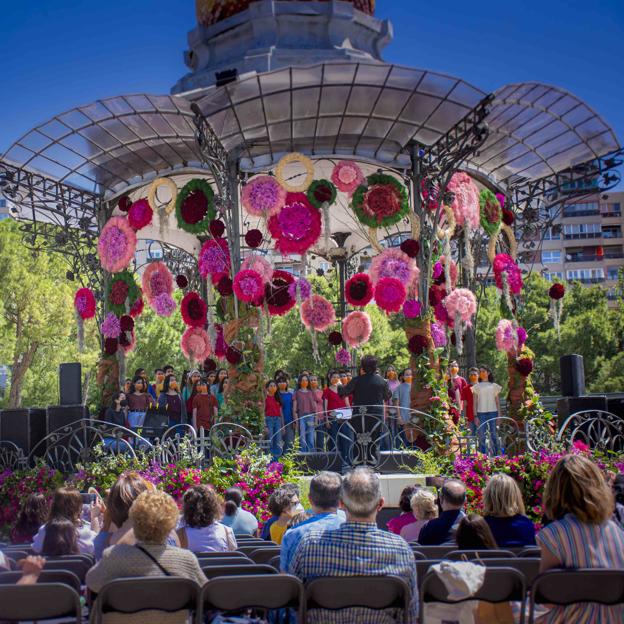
[
  {"x1": 0, "y1": 408, "x2": 47, "y2": 456},
  {"x1": 59, "y1": 363, "x2": 82, "y2": 406},
  {"x1": 560, "y1": 354, "x2": 585, "y2": 397}
]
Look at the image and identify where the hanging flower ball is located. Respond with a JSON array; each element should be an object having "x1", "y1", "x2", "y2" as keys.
[
  {"x1": 403, "y1": 299, "x2": 422, "y2": 319},
  {"x1": 267, "y1": 193, "x2": 322, "y2": 255},
  {"x1": 429, "y1": 285, "x2": 446, "y2": 307},
  {"x1": 549, "y1": 283, "x2": 565, "y2": 300},
  {"x1": 374, "y1": 277, "x2": 406, "y2": 314},
  {"x1": 336, "y1": 348, "x2": 352, "y2": 366},
  {"x1": 241, "y1": 255, "x2": 273, "y2": 283},
  {"x1": 181, "y1": 327, "x2": 212, "y2": 362},
  {"x1": 226, "y1": 345, "x2": 243, "y2": 365},
  {"x1": 433, "y1": 257, "x2": 458, "y2": 287},
  {"x1": 447, "y1": 171, "x2": 480, "y2": 229},
  {"x1": 119, "y1": 329, "x2": 136, "y2": 354},
  {"x1": 479, "y1": 189, "x2": 502, "y2": 236},
  {"x1": 502, "y1": 208, "x2": 515, "y2": 226},
  {"x1": 241, "y1": 175, "x2": 287, "y2": 217},
  {"x1": 181, "y1": 291, "x2": 208, "y2": 327},
  {"x1": 345, "y1": 273, "x2": 374, "y2": 307},
  {"x1": 400, "y1": 238, "x2": 420, "y2": 258},
  {"x1": 101, "y1": 313, "x2": 121, "y2": 339},
  {"x1": 408, "y1": 334, "x2": 429, "y2": 355},
  {"x1": 98, "y1": 216, "x2": 137, "y2": 273},
  {"x1": 493, "y1": 253, "x2": 523, "y2": 294},
  {"x1": 443, "y1": 288, "x2": 477, "y2": 324},
  {"x1": 104, "y1": 337, "x2": 119, "y2": 355},
  {"x1": 370, "y1": 247, "x2": 418, "y2": 286},
  {"x1": 516, "y1": 357, "x2": 534, "y2": 376},
  {"x1": 130, "y1": 296, "x2": 144, "y2": 318},
  {"x1": 331, "y1": 161, "x2": 364, "y2": 195},
  {"x1": 233, "y1": 270, "x2": 264, "y2": 304},
  {"x1": 342, "y1": 311, "x2": 372, "y2": 348},
  {"x1": 265, "y1": 270, "x2": 296, "y2": 316},
  {"x1": 142, "y1": 261, "x2": 174, "y2": 304},
  {"x1": 431, "y1": 322, "x2": 447, "y2": 348},
  {"x1": 434, "y1": 302, "x2": 452, "y2": 327},
  {"x1": 176, "y1": 274, "x2": 189, "y2": 289},
  {"x1": 209, "y1": 219, "x2": 226, "y2": 238},
  {"x1": 496, "y1": 319, "x2": 518, "y2": 354},
  {"x1": 288, "y1": 277, "x2": 312, "y2": 301},
  {"x1": 74, "y1": 288, "x2": 96, "y2": 320},
  {"x1": 175, "y1": 178, "x2": 216, "y2": 234},
  {"x1": 198, "y1": 238, "x2": 231, "y2": 282},
  {"x1": 153, "y1": 293, "x2": 176, "y2": 317},
  {"x1": 517, "y1": 326, "x2": 528, "y2": 350},
  {"x1": 328, "y1": 331, "x2": 343, "y2": 346},
  {"x1": 203, "y1": 358, "x2": 217, "y2": 372},
  {"x1": 217, "y1": 276, "x2": 233, "y2": 297},
  {"x1": 300, "y1": 295, "x2": 336, "y2": 332},
  {"x1": 307, "y1": 179, "x2": 337, "y2": 208},
  {"x1": 107, "y1": 271, "x2": 140, "y2": 316},
  {"x1": 119, "y1": 315, "x2": 134, "y2": 332},
  {"x1": 127, "y1": 198, "x2": 153, "y2": 231},
  {"x1": 244, "y1": 229, "x2": 263, "y2": 249},
  {"x1": 352, "y1": 173, "x2": 409, "y2": 228},
  {"x1": 118, "y1": 196, "x2": 132, "y2": 213}
]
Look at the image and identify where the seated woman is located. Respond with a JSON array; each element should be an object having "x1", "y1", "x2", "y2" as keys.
[
  {"x1": 86, "y1": 490, "x2": 207, "y2": 623},
  {"x1": 41, "y1": 517, "x2": 79, "y2": 556},
  {"x1": 536, "y1": 454, "x2": 624, "y2": 623},
  {"x1": 11, "y1": 492, "x2": 50, "y2": 545},
  {"x1": 387, "y1": 485, "x2": 418, "y2": 535},
  {"x1": 268, "y1": 488, "x2": 302, "y2": 545},
  {"x1": 483, "y1": 473, "x2": 536, "y2": 547},
  {"x1": 400, "y1": 489, "x2": 438, "y2": 543},
  {"x1": 177, "y1": 485, "x2": 237, "y2": 553},
  {"x1": 220, "y1": 487, "x2": 259, "y2": 536},
  {"x1": 456, "y1": 514, "x2": 499, "y2": 550},
  {"x1": 32, "y1": 487, "x2": 96, "y2": 555}
]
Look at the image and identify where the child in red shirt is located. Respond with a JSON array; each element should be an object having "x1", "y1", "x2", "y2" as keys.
[
  {"x1": 461, "y1": 367, "x2": 479, "y2": 434},
  {"x1": 192, "y1": 378, "x2": 218, "y2": 432},
  {"x1": 265, "y1": 380, "x2": 283, "y2": 460}
]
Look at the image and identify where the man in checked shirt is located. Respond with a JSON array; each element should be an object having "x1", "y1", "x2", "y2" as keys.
[{"x1": 289, "y1": 466, "x2": 417, "y2": 623}]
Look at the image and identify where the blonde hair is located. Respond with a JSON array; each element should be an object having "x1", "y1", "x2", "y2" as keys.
[
  {"x1": 129, "y1": 490, "x2": 179, "y2": 544},
  {"x1": 483, "y1": 473, "x2": 526, "y2": 517},
  {"x1": 410, "y1": 489, "x2": 438, "y2": 521}
]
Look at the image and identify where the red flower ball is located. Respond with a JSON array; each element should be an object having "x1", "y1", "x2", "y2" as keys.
[
  {"x1": 328, "y1": 331, "x2": 343, "y2": 346},
  {"x1": 502, "y1": 208, "x2": 515, "y2": 226},
  {"x1": 130, "y1": 297, "x2": 144, "y2": 318},
  {"x1": 110, "y1": 280, "x2": 129, "y2": 306},
  {"x1": 203, "y1": 358, "x2": 217, "y2": 372},
  {"x1": 119, "y1": 315, "x2": 134, "y2": 332},
  {"x1": 176, "y1": 274, "x2": 189, "y2": 289},
  {"x1": 226, "y1": 346, "x2": 242, "y2": 365},
  {"x1": 127, "y1": 199, "x2": 153, "y2": 230},
  {"x1": 265, "y1": 270, "x2": 296, "y2": 316},
  {"x1": 217, "y1": 276, "x2": 233, "y2": 297},
  {"x1": 104, "y1": 337, "x2": 119, "y2": 355},
  {"x1": 549, "y1": 283, "x2": 565, "y2": 300},
  {"x1": 118, "y1": 196, "x2": 132, "y2": 212},
  {"x1": 516, "y1": 357, "x2": 534, "y2": 376},
  {"x1": 345, "y1": 273, "x2": 374, "y2": 307},
  {"x1": 428, "y1": 285, "x2": 446, "y2": 307},
  {"x1": 209, "y1": 219, "x2": 226, "y2": 238},
  {"x1": 181, "y1": 291, "x2": 208, "y2": 327},
  {"x1": 181, "y1": 189, "x2": 208, "y2": 224},
  {"x1": 400, "y1": 239, "x2": 420, "y2": 258},
  {"x1": 245, "y1": 229, "x2": 263, "y2": 248},
  {"x1": 408, "y1": 334, "x2": 428, "y2": 355},
  {"x1": 119, "y1": 330, "x2": 133, "y2": 348}
]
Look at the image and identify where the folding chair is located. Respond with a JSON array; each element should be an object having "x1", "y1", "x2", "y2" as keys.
[
  {"x1": 202, "y1": 563, "x2": 278, "y2": 579},
  {"x1": 234, "y1": 534, "x2": 258, "y2": 540},
  {"x1": 482, "y1": 558, "x2": 541, "y2": 588},
  {"x1": 196, "y1": 556, "x2": 254, "y2": 567},
  {"x1": 268, "y1": 555, "x2": 281, "y2": 570},
  {"x1": 195, "y1": 550, "x2": 249, "y2": 559},
  {"x1": 529, "y1": 569, "x2": 624, "y2": 623},
  {"x1": 248, "y1": 547, "x2": 282, "y2": 564},
  {"x1": 420, "y1": 566, "x2": 527, "y2": 624},
  {"x1": 199, "y1": 574, "x2": 304, "y2": 623},
  {"x1": 1, "y1": 549, "x2": 30, "y2": 561},
  {"x1": 410, "y1": 544, "x2": 456, "y2": 560},
  {"x1": 306, "y1": 575, "x2": 412, "y2": 624},
  {"x1": 446, "y1": 549, "x2": 516, "y2": 560},
  {"x1": 413, "y1": 550, "x2": 426, "y2": 561},
  {"x1": 92, "y1": 577, "x2": 200, "y2": 624},
  {"x1": 518, "y1": 547, "x2": 541, "y2": 558},
  {"x1": 0, "y1": 583, "x2": 82, "y2": 623},
  {"x1": 44, "y1": 557, "x2": 91, "y2": 583},
  {"x1": 0, "y1": 569, "x2": 81, "y2": 593},
  {"x1": 416, "y1": 560, "x2": 440, "y2": 589}
]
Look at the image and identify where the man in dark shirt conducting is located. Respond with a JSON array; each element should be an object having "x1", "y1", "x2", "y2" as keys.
[{"x1": 338, "y1": 355, "x2": 391, "y2": 414}]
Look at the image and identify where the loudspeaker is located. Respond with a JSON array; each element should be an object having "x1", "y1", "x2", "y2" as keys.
[
  {"x1": 556, "y1": 395, "x2": 608, "y2": 427},
  {"x1": 607, "y1": 397, "x2": 624, "y2": 419},
  {"x1": 0, "y1": 408, "x2": 47, "y2": 455},
  {"x1": 59, "y1": 363, "x2": 82, "y2": 406},
  {"x1": 560, "y1": 354, "x2": 585, "y2": 397},
  {"x1": 46, "y1": 404, "x2": 89, "y2": 434}
]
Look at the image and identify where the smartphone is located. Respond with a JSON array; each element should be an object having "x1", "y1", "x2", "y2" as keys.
[{"x1": 81, "y1": 492, "x2": 96, "y2": 505}]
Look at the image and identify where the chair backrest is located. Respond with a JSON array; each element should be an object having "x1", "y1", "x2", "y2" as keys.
[
  {"x1": 410, "y1": 544, "x2": 456, "y2": 560},
  {"x1": 201, "y1": 564, "x2": 278, "y2": 579},
  {"x1": 412, "y1": 550, "x2": 426, "y2": 561},
  {"x1": 0, "y1": 569, "x2": 81, "y2": 593},
  {"x1": 44, "y1": 558, "x2": 91, "y2": 583},
  {"x1": 248, "y1": 547, "x2": 282, "y2": 564},
  {"x1": 306, "y1": 575, "x2": 411, "y2": 623},
  {"x1": 416, "y1": 560, "x2": 440, "y2": 589},
  {"x1": 195, "y1": 550, "x2": 249, "y2": 559},
  {"x1": 446, "y1": 549, "x2": 516, "y2": 560},
  {"x1": 268, "y1": 554, "x2": 281, "y2": 570},
  {"x1": 1, "y1": 549, "x2": 30, "y2": 560},
  {"x1": 94, "y1": 577, "x2": 199, "y2": 624},
  {"x1": 0, "y1": 583, "x2": 82, "y2": 622},
  {"x1": 530, "y1": 569, "x2": 624, "y2": 622},
  {"x1": 234, "y1": 534, "x2": 257, "y2": 540},
  {"x1": 237, "y1": 542, "x2": 277, "y2": 555},
  {"x1": 196, "y1": 556, "x2": 254, "y2": 567},
  {"x1": 200, "y1": 574, "x2": 304, "y2": 622},
  {"x1": 482, "y1": 558, "x2": 541, "y2": 588},
  {"x1": 518, "y1": 547, "x2": 541, "y2": 558}
]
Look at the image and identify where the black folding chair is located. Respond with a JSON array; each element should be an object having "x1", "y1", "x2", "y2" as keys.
[
  {"x1": 420, "y1": 566, "x2": 527, "y2": 624},
  {"x1": 416, "y1": 560, "x2": 440, "y2": 589},
  {"x1": 195, "y1": 550, "x2": 249, "y2": 559},
  {"x1": 413, "y1": 550, "x2": 426, "y2": 561},
  {"x1": 306, "y1": 575, "x2": 412, "y2": 624},
  {"x1": 202, "y1": 563, "x2": 278, "y2": 579},
  {"x1": 0, "y1": 569, "x2": 81, "y2": 593},
  {"x1": 268, "y1": 555, "x2": 281, "y2": 570},
  {"x1": 1, "y1": 549, "x2": 30, "y2": 560},
  {"x1": 482, "y1": 558, "x2": 541, "y2": 588},
  {"x1": 529, "y1": 569, "x2": 624, "y2": 623},
  {"x1": 446, "y1": 549, "x2": 516, "y2": 560},
  {"x1": 200, "y1": 574, "x2": 304, "y2": 623},
  {"x1": 0, "y1": 583, "x2": 82, "y2": 623},
  {"x1": 92, "y1": 577, "x2": 200, "y2": 624},
  {"x1": 44, "y1": 558, "x2": 91, "y2": 583},
  {"x1": 196, "y1": 556, "x2": 254, "y2": 567},
  {"x1": 410, "y1": 544, "x2": 456, "y2": 560},
  {"x1": 248, "y1": 547, "x2": 282, "y2": 565},
  {"x1": 518, "y1": 547, "x2": 541, "y2": 558}
]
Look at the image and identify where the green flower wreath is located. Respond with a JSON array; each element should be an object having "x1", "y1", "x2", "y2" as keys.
[
  {"x1": 307, "y1": 179, "x2": 337, "y2": 209},
  {"x1": 479, "y1": 188, "x2": 502, "y2": 236},
  {"x1": 175, "y1": 178, "x2": 216, "y2": 234},
  {"x1": 351, "y1": 173, "x2": 409, "y2": 228},
  {"x1": 107, "y1": 270, "x2": 140, "y2": 316}
]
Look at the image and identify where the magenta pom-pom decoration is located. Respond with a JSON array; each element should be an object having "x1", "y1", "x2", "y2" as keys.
[
  {"x1": 181, "y1": 291, "x2": 208, "y2": 327},
  {"x1": 516, "y1": 357, "x2": 534, "y2": 376},
  {"x1": 408, "y1": 334, "x2": 429, "y2": 355},
  {"x1": 502, "y1": 208, "x2": 515, "y2": 226},
  {"x1": 242, "y1": 175, "x2": 287, "y2": 218},
  {"x1": 241, "y1": 255, "x2": 273, "y2": 283},
  {"x1": 98, "y1": 216, "x2": 137, "y2": 273},
  {"x1": 130, "y1": 296, "x2": 144, "y2": 318},
  {"x1": 118, "y1": 196, "x2": 132, "y2": 213},
  {"x1": 101, "y1": 313, "x2": 121, "y2": 339},
  {"x1": 153, "y1": 293, "x2": 176, "y2": 317},
  {"x1": 374, "y1": 277, "x2": 406, "y2": 314},
  {"x1": 74, "y1": 288, "x2": 96, "y2": 320},
  {"x1": 265, "y1": 270, "x2": 296, "y2": 316},
  {"x1": 217, "y1": 276, "x2": 233, "y2": 297},
  {"x1": 199, "y1": 238, "x2": 231, "y2": 283},
  {"x1": 447, "y1": 171, "x2": 480, "y2": 229},
  {"x1": 300, "y1": 295, "x2": 336, "y2": 331},
  {"x1": 328, "y1": 331, "x2": 343, "y2": 346},
  {"x1": 267, "y1": 193, "x2": 321, "y2": 255},
  {"x1": 181, "y1": 326, "x2": 212, "y2": 362},
  {"x1": 496, "y1": 319, "x2": 517, "y2": 353},
  {"x1": 345, "y1": 273, "x2": 374, "y2": 307},
  {"x1": 433, "y1": 257, "x2": 458, "y2": 287},
  {"x1": 214, "y1": 324, "x2": 227, "y2": 359},
  {"x1": 335, "y1": 348, "x2": 352, "y2": 366},
  {"x1": 431, "y1": 322, "x2": 447, "y2": 348},
  {"x1": 434, "y1": 302, "x2": 452, "y2": 326},
  {"x1": 370, "y1": 247, "x2": 419, "y2": 286},
  {"x1": 331, "y1": 160, "x2": 364, "y2": 195},
  {"x1": 244, "y1": 229, "x2": 263, "y2": 249},
  {"x1": 493, "y1": 253, "x2": 523, "y2": 294},
  {"x1": 443, "y1": 288, "x2": 477, "y2": 324},
  {"x1": 142, "y1": 261, "x2": 174, "y2": 304},
  {"x1": 119, "y1": 315, "x2": 134, "y2": 332},
  {"x1": 429, "y1": 285, "x2": 446, "y2": 307},
  {"x1": 549, "y1": 283, "x2": 565, "y2": 300},
  {"x1": 517, "y1": 326, "x2": 528, "y2": 350},
  {"x1": 209, "y1": 219, "x2": 226, "y2": 238},
  {"x1": 176, "y1": 274, "x2": 189, "y2": 289},
  {"x1": 127, "y1": 198, "x2": 153, "y2": 230},
  {"x1": 233, "y1": 270, "x2": 264, "y2": 304},
  {"x1": 496, "y1": 192, "x2": 506, "y2": 209},
  {"x1": 403, "y1": 299, "x2": 422, "y2": 319},
  {"x1": 104, "y1": 337, "x2": 119, "y2": 355},
  {"x1": 288, "y1": 277, "x2": 312, "y2": 301},
  {"x1": 342, "y1": 311, "x2": 372, "y2": 348},
  {"x1": 226, "y1": 346, "x2": 243, "y2": 365}
]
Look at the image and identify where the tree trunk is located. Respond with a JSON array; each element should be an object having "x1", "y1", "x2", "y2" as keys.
[{"x1": 9, "y1": 342, "x2": 38, "y2": 408}]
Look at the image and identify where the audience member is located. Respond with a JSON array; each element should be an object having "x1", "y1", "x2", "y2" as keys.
[
  {"x1": 289, "y1": 467, "x2": 417, "y2": 623},
  {"x1": 261, "y1": 483, "x2": 300, "y2": 540},
  {"x1": 418, "y1": 479, "x2": 466, "y2": 545},
  {"x1": 280, "y1": 471, "x2": 343, "y2": 571},
  {"x1": 387, "y1": 485, "x2": 418, "y2": 534},
  {"x1": 11, "y1": 493, "x2": 50, "y2": 544},
  {"x1": 221, "y1": 487, "x2": 259, "y2": 536},
  {"x1": 483, "y1": 473, "x2": 536, "y2": 547},
  {"x1": 41, "y1": 517, "x2": 79, "y2": 556},
  {"x1": 400, "y1": 489, "x2": 438, "y2": 543},
  {"x1": 456, "y1": 514, "x2": 498, "y2": 550},
  {"x1": 612, "y1": 472, "x2": 624, "y2": 529},
  {"x1": 177, "y1": 485, "x2": 237, "y2": 552},
  {"x1": 268, "y1": 488, "x2": 303, "y2": 545},
  {"x1": 104, "y1": 392, "x2": 127, "y2": 427},
  {"x1": 32, "y1": 487, "x2": 96, "y2": 555},
  {"x1": 536, "y1": 454, "x2": 624, "y2": 622}
]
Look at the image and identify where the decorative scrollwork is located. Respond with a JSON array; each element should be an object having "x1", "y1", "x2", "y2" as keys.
[
  {"x1": 0, "y1": 441, "x2": 27, "y2": 471},
  {"x1": 557, "y1": 410, "x2": 624, "y2": 453},
  {"x1": 472, "y1": 417, "x2": 522, "y2": 457},
  {"x1": 209, "y1": 422, "x2": 254, "y2": 459}
]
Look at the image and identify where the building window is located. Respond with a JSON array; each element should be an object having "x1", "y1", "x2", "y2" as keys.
[
  {"x1": 562, "y1": 202, "x2": 600, "y2": 218},
  {"x1": 566, "y1": 268, "x2": 605, "y2": 283},
  {"x1": 602, "y1": 225, "x2": 622, "y2": 239},
  {"x1": 607, "y1": 267, "x2": 621, "y2": 281},
  {"x1": 542, "y1": 250, "x2": 561, "y2": 264},
  {"x1": 601, "y1": 202, "x2": 621, "y2": 217},
  {"x1": 543, "y1": 226, "x2": 561, "y2": 241},
  {"x1": 543, "y1": 271, "x2": 563, "y2": 281},
  {"x1": 563, "y1": 223, "x2": 601, "y2": 239}
]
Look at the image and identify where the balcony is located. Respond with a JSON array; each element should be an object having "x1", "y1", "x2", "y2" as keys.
[
  {"x1": 572, "y1": 277, "x2": 606, "y2": 284},
  {"x1": 563, "y1": 209, "x2": 600, "y2": 218},
  {"x1": 563, "y1": 233, "x2": 601, "y2": 240},
  {"x1": 602, "y1": 211, "x2": 622, "y2": 218}
]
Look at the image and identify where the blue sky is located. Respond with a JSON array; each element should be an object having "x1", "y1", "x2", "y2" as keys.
[{"x1": 1, "y1": 0, "x2": 622, "y2": 158}]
